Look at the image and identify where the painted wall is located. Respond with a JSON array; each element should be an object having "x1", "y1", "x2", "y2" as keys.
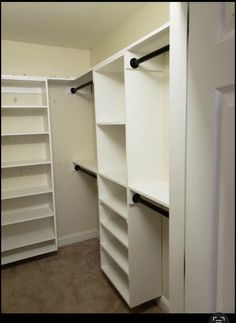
[
  {"x1": 91, "y1": 2, "x2": 170, "y2": 66},
  {"x1": 1, "y1": 40, "x2": 90, "y2": 77},
  {"x1": 48, "y1": 84, "x2": 98, "y2": 246}
]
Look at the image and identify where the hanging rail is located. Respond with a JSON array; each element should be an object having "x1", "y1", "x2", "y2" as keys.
[
  {"x1": 130, "y1": 44, "x2": 169, "y2": 69},
  {"x1": 74, "y1": 164, "x2": 97, "y2": 179},
  {"x1": 132, "y1": 193, "x2": 169, "y2": 218},
  {"x1": 70, "y1": 81, "x2": 93, "y2": 94}
]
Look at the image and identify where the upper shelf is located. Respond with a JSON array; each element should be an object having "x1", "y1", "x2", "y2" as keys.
[
  {"x1": 1, "y1": 131, "x2": 49, "y2": 137},
  {"x1": 72, "y1": 159, "x2": 97, "y2": 175},
  {"x1": 1, "y1": 105, "x2": 48, "y2": 109},
  {"x1": 1, "y1": 159, "x2": 51, "y2": 169},
  {"x1": 129, "y1": 180, "x2": 169, "y2": 208}
]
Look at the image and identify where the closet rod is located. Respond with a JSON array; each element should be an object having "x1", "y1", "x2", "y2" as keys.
[
  {"x1": 70, "y1": 81, "x2": 93, "y2": 94},
  {"x1": 130, "y1": 44, "x2": 169, "y2": 69},
  {"x1": 74, "y1": 164, "x2": 97, "y2": 179},
  {"x1": 132, "y1": 193, "x2": 169, "y2": 218}
]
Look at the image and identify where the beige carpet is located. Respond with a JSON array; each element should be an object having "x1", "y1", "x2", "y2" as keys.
[{"x1": 1, "y1": 238, "x2": 163, "y2": 313}]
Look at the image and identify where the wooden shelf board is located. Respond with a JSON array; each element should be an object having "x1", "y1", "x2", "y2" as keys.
[
  {"x1": 72, "y1": 159, "x2": 97, "y2": 175},
  {"x1": 2, "y1": 207, "x2": 54, "y2": 226},
  {"x1": 1, "y1": 242, "x2": 56, "y2": 265},
  {"x1": 1, "y1": 159, "x2": 51, "y2": 169},
  {"x1": 99, "y1": 170, "x2": 127, "y2": 187},
  {"x1": 97, "y1": 122, "x2": 125, "y2": 126},
  {"x1": 100, "y1": 220, "x2": 128, "y2": 249},
  {"x1": 100, "y1": 197, "x2": 127, "y2": 220},
  {"x1": 101, "y1": 264, "x2": 129, "y2": 303},
  {"x1": 1, "y1": 105, "x2": 48, "y2": 109},
  {"x1": 2, "y1": 185, "x2": 53, "y2": 200},
  {"x1": 129, "y1": 180, "x2": 169, "y2": 208},
  {"x1": 2, "y1": 131, "x2": 49, "y2": 136},
  {"x1": 2, "y1": 227, "x2": 55, "y2": 252},
  {"x1": 101, "y1": 242, "x2": 129, "y2": 275}
]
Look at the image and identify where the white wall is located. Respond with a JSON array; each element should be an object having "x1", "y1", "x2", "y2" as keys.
[{"x1": 48, "y1": 84, "x2": 98, "y2": 246}]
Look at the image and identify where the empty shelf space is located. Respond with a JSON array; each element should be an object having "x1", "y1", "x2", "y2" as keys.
[
  {"x1": 101, "y1": 248, "x2": 129, "y2": 304},
  {"x1": 2, "y1": 219, "x2": 55, "y2": 252},
  {"x1": 1, "y1": 131, "x2": 49, "y2": 136},
  {"x1": 129, "y1": 180, "x2": 169, "y2": 208},
  {"x1": 73, "y1": 159, "x2": 97, "y2": 174},
  {"x1": 100, "y1": 221, "x2": 128, "y2": 248},
  {"x1": 99, "y1": 176, "x2": 128, "y2": 219},
  {"x1": 1, "y1": 241, "x2": 56, "y2": 265},
  {"x1": 1, "y1": 159, "x2": 51, "y2": 168},
  {"x1": 99, "y1": 170, "x2": 127, "y2": 187},
  {"x1": 101, "y1": 264, "x2": 129, "y2": 304},
  {"x1": 100, "y1": 206, "x2": 128, "y2": 248},
  {"x1": 1, "y1": 105, "x2": 48, "y2": 109},
  {"x1": 2, "y1": 185, "x2": 53, "y2": 200},
  {"x1": 2, "y1": 206, "x2": 54, "y2": 226},
  {"x1": 2, "y1": 134, "x2": 51, "y2": 163},
  {"x1": 101, "y1": 234, "x2": 129, "y2": 275},
  {"x1": 100, "y1": 197, "x2": 127, "y2": 220}
]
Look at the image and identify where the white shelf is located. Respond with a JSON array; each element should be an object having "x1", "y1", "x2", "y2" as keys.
[
  {"x1": 1, "y1": 159, "x2": 51, "y2": 169},
  {"x1": 100, "y1": 197, "x2": 127, "y2": 220},
  {"x1": 129, "y1": 180, "x2": 169, "y2": 208},
  {"x1": 2, "y1": 185, "x2": 53, "y2": 200},
  {"x1": 1, "y1": 131, "x2": 49, "y2": 136},
  {"x1": 101, "y1": 262, "x2": 129, "y2": 303},
  {"x1": 1, "y1": 241, "x2": 56, "y2": 265},
  {"x1": 73, "y1": 159, "x2": 97, "y2": 175},
  {"x1": 2, "y1": 225, "x2": 55, "y2": 252},
  {"x1": 99, "y1": 170, "x2": 127, "y2": 187},
  {"x1": 97, "y1": 122, "x2": 125, "y2": 126},
  {"x1": 101, "y1": 242, "x2": 129, "y2": 275},
  {"x1": 100, "y1": 218, "x2": 128, "y2": 248},
  {"x1": 2, "y1": 206, "x2": 54, "y2": 226},
  {"x1": 1, "y1": 105, "x2": 48, "y2": 109}
]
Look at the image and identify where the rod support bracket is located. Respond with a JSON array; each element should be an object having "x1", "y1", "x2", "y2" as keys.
[
  {"x1": 70, "y1": 88, "x2": 77, "y2": 94},
  {"x1": 132, "y1": 193, "x2": 141, "y2": 203},
  {"x1": 130, "y1": 58, "x2": 139, "y2": 69}
]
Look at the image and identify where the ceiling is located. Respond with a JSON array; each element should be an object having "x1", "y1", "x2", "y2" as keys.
[{"x1": 1, "y1": 2, "x2": 148, "y2": 50}]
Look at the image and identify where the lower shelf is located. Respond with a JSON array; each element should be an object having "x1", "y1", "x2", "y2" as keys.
[
  {"x1": 101, "y1": 249, "x2": 129, "y2": 304},
  {"x1": 2, "y1": 218, "x2": 55, "y2": 252},
  {"x1": 101, "y1": 239, "x2": 129, "y2": 275},
  {"x1": 1, "y1": 240, "x2": 57, "y2": 265}
]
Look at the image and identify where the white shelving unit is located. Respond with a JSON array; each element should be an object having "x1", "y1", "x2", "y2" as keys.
[
  {"x1": 1, "y1": 75, "x2": 58, "y2": 265},
  {"x1": 93, "y1": 24, "x2": 169, "y2": 308}
]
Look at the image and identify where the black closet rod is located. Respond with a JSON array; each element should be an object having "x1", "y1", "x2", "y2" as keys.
[
  {"x1": 130, "y1": 44, "x2": 169, "y2": 69},
  {"x1": 70, "y1": 81, "x2": 93, "y2": 94},
  {"x1": 74, "y1": 164, "x2": 97, "y2": 179},
  {"x1": 132, "y1": 193, "x2": 169, "y2": 218}
]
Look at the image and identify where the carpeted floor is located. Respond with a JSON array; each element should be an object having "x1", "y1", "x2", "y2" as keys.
[{"x1": 1, "y1": 238, "x2": 163, "y2": 313}]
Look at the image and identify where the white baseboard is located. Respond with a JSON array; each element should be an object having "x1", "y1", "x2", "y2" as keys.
[
  {"x1": 58, "y1": 229, "x2": 98, "y2": 247},
  {"x1": 158, "y1": 296, "x2": 170, "y2": 313}
]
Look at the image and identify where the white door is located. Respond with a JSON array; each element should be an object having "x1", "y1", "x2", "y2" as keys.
[{"x1": 185, "y1": 2, "x2": 235, "y2": 313}]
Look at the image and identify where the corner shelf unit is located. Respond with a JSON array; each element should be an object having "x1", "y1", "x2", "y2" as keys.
[
  {"x1": 1, "y1": 75, "x2": 58, "y2": 265},
  {"x1": 93, "y1": 24, "x2": 169, "y2": 308}
]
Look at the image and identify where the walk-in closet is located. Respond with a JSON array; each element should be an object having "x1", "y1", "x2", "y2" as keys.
[{"x1": 1, "y1": 2, "x2": 235, "y2": 315}]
